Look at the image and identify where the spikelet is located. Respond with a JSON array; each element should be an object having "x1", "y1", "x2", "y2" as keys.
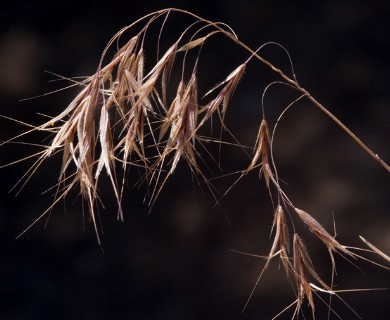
[
  {"x1": 164, "y1": 71, "x2": 199, "y2": 174},
  {"x1": 265, "y1": 205, "x2": 290, "y2": 272},
  {"x1": 199, "y1": 63, "x2": 246, "y2": 127},
  {"x1": 245, "y1": 118, "x2": 276, "y2": 190},
  {"x1": 294, "y1": 207, "x2": 354, "y2": 258},
  {"x1": 293, "y1": 233, "x2": 316, "y2": 318}
]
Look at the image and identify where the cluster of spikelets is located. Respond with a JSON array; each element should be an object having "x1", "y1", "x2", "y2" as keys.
[
  {"x1": 2, "y1": 9, "x2": 390, "y2": 319},
  {"x1": 10, "y1": 11, "x2": 251, "y2": 243}
]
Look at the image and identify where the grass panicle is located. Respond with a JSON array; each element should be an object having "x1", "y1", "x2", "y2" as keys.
[{"x1": 1, "y1": 8, "x2": 389, "y2": 319}]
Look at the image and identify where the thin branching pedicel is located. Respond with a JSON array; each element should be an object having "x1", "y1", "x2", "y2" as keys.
[{"x1": 1, "y1": 8, "x2": 389, "y2": 319}]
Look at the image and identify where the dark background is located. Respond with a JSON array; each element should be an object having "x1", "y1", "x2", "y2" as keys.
[{"x1": 1, "y1": 1, "x2": 389, "y2": 319}]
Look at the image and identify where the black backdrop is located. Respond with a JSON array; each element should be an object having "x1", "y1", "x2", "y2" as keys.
[{"x1": 1, "y1": 1, "x2": 389, "y2": 319}]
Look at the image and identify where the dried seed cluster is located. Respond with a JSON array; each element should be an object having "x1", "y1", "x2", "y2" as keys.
[{"x1": 1, "y1": 8, "x2": 389, "y2": 319}]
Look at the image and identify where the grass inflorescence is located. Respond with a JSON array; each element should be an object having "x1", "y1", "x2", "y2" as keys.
[{"x1": 1, "y1": 8, "x2": 389, "y2": 319}]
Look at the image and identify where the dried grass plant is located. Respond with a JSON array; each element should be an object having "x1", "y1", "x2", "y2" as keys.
[{"x1": 1, "y1": 8, "x2": 389, "y2": 319}]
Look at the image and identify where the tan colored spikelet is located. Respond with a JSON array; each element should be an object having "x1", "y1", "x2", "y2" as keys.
[
  {"x1": 142, "y1": 42, "x2": 177, "y2": 106},
  {"x1": 108, "y1": 44, "x2": 153, "y2": 165},
  {"x1": 39, "y1": 77, "x2": 100, "y2": 214},
  {"x1": 95, "y1": 106, "x2": 123, "y2": 221},
  {"x1": 45, "y1": 78, "x2": 102, "y2": 242},
  {"x1": 177, "y1": 37, "x2": 209, "y2": 52},
  {"x1": 221, "y1": 63, "x2": 246, "y2": 115},
  {"x1": 161, "y1": 46, "x2": 177, "y2": 109},
  {"x1": 245, "y1": 119, "x2": 276, "y2": 189},
  {"x1": 143, "y1": 71, "x2": 200, "y2": 208},
  {"x1": 165, "y1": 71, "x2": 199, "y2": 174},
  {"x1": 106, "y1": 46, "x2": 145, "y2": 113},
  {"x1": 294, "y1": 233, "x2": 330, "y2": 288},
  {"x1": 117, "y1": 36, "x2": 139, "y2": 72},
  {"x1": 293, "y1": 234, "x2": 316, "y2": 318},
  {"x1": 360, "y1": 236, "x2": 390, "y2": 263},
  {"x1": 120, "y1": 105, "x2": 145, "y2": 163},
  {"x1": 266, "y1": 205, "x2": 290, "y2": 273},
  {"x1": 275, "y1": 205, "x2": 290, "y2": 272},
  {"x1": 199, "y1": 63, "x2": 246, "y2": 127},
  {"x1": 247, "y1": 119, "x2": 270, "y2": 172},
  {"x1": 159, "y1": 80, "x2": 186, "y2": 142},
  {"x1": 118, "y1": 42, "x2": 177, "y2": 127},
  {"x1": 294, "y1": 207, "x2": 354, "y2": 258},
  {"x1": 177, "y1": 31, "x2": 219, "y2": 53},
  {"x1": 95, "y1": 106, "x2": 113, "y2": 179}
]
